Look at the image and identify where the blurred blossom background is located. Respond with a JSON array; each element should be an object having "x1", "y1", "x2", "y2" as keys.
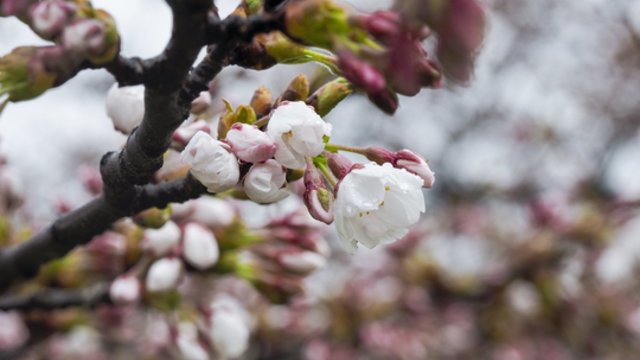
[{"x1": 2, "y1": 0, "x2": 640, "y2": 359}]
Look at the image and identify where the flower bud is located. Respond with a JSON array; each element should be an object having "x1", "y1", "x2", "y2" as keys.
[
  {"x1": 303, "y1": 164, "x2": 334, "y2": 224},
  {"x1": 109, "y1": 275, "x2": 141, "y2": 304},
  {"x1": 218, "y1": 103, "x2": 257, "y2": 138},
  {"x1": 250, "y1": 86, "x2": 272, "y2": 116},
  {"x1": 172, "y1": 196, "x2": 236, "y2": 229},
  {"x1": 180, "y1": 131, "x2": 240, "y2": 193},
  {"x1": 262, "y1": 32, "x2": 309, "y2": 63},
  {"x1": 105, "y1": 83, "x2": 145, "y2": 134},
  {"x1": 243, "y1": 159, "x2": 289, "y2": 204},
  {"x1": 352, "y1": 11, "x2": 402, "y2": 43},
  {"x1": 307, "y1": 77, "x2": 353, "y2": 117},
  {"x1": 394, "y1": 149, "x2": 435, "y2": 188},
  {"x1": 29, "y1": 0, "x2": 75, "y2": 39},
  {"x1": 209, "y1": 297, "x2": 251, "y2": 359},
  {"x1": 325, "y1": 151, "x2": 354, "y2": 180},
  {"x1": 62, "y1": 19, "x2": 107, "y2": 56},
  {"x1": 172, "y1": 120, "x2": 213, "y2": 150},
  {"x1": 0, "y1": 46, "x2": 56, "y2": 102},
  {"x1": 285, "y1": 0, "x2": 350, "y2": 48},
  {"x1": 182, "y1": 223, "x2": 220, "y2": 270},
  {"x1": 225, "y1": 123, "x2": 277, "y2": 163},
  {"x1": 176, "y1": 322, "x2": 209, "y2": 360},
  {"x1": 141, "y1": 221, "x2": 181, "y2": 256},
  {"x1": 267, "y1": 101, "x2": 332, "y2": 169},
  {"x1": 367, "y1": 88, "x2": 398, "y2": 114},
  {"x1": 337, "y1": 50, "x2": 386, "y2": 94},
  {"x1": 134, "y1": 207, "x2": 171, "y2": 229},
  {"x1": 0, "y1": 311, "x2": 28, "y2": 350},
  {"x1": 190, "y1": 91, "x2": 212, "y2": 116},
  {"x1": 277, "y1": 74, "x2": 310, "y2": 103},
  {"x1": 1, "y1": 0, "x2": 33, "y2": 16},
  {"x1": 145, "y1": 257, "x2": 182, "y2": 293},
  {"x1": 278, "y1": 249, "x2": 327, "y2": 274}
]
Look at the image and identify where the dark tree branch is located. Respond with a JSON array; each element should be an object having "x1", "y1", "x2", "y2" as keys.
[
  {"x1": 0, "y1": 282, "x2": 111, "y2": 311},
  {"x1": 0, "y1": 4, "x2": 288, "y2": 293}
]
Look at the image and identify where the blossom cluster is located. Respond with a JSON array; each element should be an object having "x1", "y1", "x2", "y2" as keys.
[{"x1": 107, "y1": 76, "x2": 435, "y2": 253}]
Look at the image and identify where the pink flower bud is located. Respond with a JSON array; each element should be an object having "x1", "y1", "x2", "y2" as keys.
[
  {"x1": 225, "y1": 123, "x2": 277, "y2": 163},
  {"x1": 145, "y1": 257, "x2": 182, "y2": 293},
  {"x1": 362, "y1": 146, "x2": 395, "y2": 165},
  {"x1": 190, "y1": 91, "x2": 213, "y2": 116},
  {"x1": 62, "y1": 19, "x2": 107, "y2": 56},
  {"x1": 243, "y1": 159, "x2": 289, "y2": 204},
  {"x1": 142, "y1": 221, "x2": 181, "y2": 256},
  {"x1": 356, "y1": 11, "x2": 402, "y2": 43},
  {"x1": 30, "y1": 0, "x2": 75, "y2": 39},
  {"x1": 77, "y1": 165, "x2": 103, "y2": 195},
  {"x1": 303, "y1": 165, "x2": 334, "y2": 224},
  {"x1": 0, "y1": 311, "x2": 29, "y2": 350},
  {"x1": 172, "y1": 120, "x2": 212, "y2": 150},
  {"x1": 182, "y1": 223, "x2": 220, "y2": 270},
  {"x1": 106, "y1": 83, "x2": 145, "y2": 134},
  {"x1": 325, "y1": 152, "x2": 354, "y2": 180},
  {"x1": 367, "y1": 88, "x2": 399, "y2": 115},
  {"x1": 109, "y1": 275, "x2": 141, "y2": 304},
  {"x1": 394, "y1": 149, "x2": 435, "y2": 188},
  {"x1": 337, "y1": 50, "x2": 386, "y2": 94}
]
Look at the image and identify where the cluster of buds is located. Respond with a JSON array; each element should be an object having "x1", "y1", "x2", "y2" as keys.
[
  {"x1": 230, "y1": 210, "x2": 331, "y2": 303},
  {"x1": 0, "y1": 0, "x2": 119, "y2": 105},
  {"x1": 173, "y1": 74, "x2": 435, "y2": 253},
  {"x1": 281, "y1": 0, "x2": 445, "y2": 114}
]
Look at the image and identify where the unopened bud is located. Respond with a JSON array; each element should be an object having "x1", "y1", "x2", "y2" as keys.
[
  {"x1": 337, "y1": 50, "x2": 386, "y2": 94},
  {"x1": 278, "y1": 249, "x2": 327, "y2": 274},
  {"x1": 182, "y1": 223, "x2": 220, "y2": 270},
  {"x1": 105, "y1": 83, "x2": 145, "y2": 134},
  {"x1": 284, "y1": 0, "x2": 349, "y2": 48},
  {"x1": 325, "y1": 151, "x2": 354, "y2": 180},
  {"x1": 303, "y1": 164, "x2": 334, "y2": 224},
  {"x1": 225, "y1": 123, "x2": 277, "y2": 163},
  {"x1": 110, "y1": 275, "x2": 141, "y2": 304},
  {"x1": 218, "y1": 102, "x2": 257, "y2": 138},
  {"x1": 141, "y1": 221, "x2": 181, "y2": 256},
  {"x1": 352, "y1": 10, "x2": 402, "y2": 44},
  {"x1": 394, "y1": 149, "x2": 435, "y2": 188},
  {"x1": 134, "y1": 206, "x2": 172, "y2": 229},
  {"x1": 172, "y1": 120, "x2": 213, "y2": 151},
  {"x1": 190, "y1": 91, "x2": 212, "y2": 116},
  {"x1": 250, "y1": 86, "x2": 272, "y2": 116},
  {"x1": 145, "y1": 257, "x2": 182, "y2": 293},
  {"x1": 307, "y1": 77, "x2": 353, "y2": 116},
  {"x1": 0, "y1": 46, "x2": 56, "y2": 102},
  {"x1": 276, "y1": 74, "x2": 310, "y2": 103},
  {"x1": 367, "y1": 88, "x2": 398, "y2": 114},
  {"x1": 62, "y1": 19, "x2": 107, "y2": 55},
  {"x1": 362, "y1": 146, "x2": 395, "y2": 165},
  {"x1": 243, "y1": 159, "x2": 289, "y2": 204},
  {"x1": 30, "y1": 0, "x2": 75, "y2": 39}
]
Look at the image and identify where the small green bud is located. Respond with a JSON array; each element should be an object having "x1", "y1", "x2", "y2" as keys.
[
  {"x1": 284, "y1": 0, "x2": 350, "y2": 49},
  {"x1": 250, "y1": 86, "x2": 273, "y2": 116},
  {"x1": 0, "y1": 46, "x2": 56, "y2": 102},
  {"x1": 133, "y1": 206, "x2": 172, "y2": 229},
  {"x1": 277, "y1": 74, "x2": 309, "y2": 104},
  {"x1": 307, "y1": 77, "x2": 353, "y2": 116}
]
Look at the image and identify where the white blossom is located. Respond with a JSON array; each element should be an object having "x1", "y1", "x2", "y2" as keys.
[
  {"x1": 182, "y1": 223, "x2": 220, "y2": 270},
  {"x1": 181, "y1": 131, "x2": 240, "y2": 193},
  {"x1": 145, "y1": 258, "x2": 182, "y2": 293},
  {"x1": 106, "y1": 83, "x2": 145, "y2": 134},
  {"x1": 334, "y1": 163, "x2": 425, "y2": 251},
  {"x1": 243, "y1": 159, "x2": 289, "y2": 204},
  {"x1": 279, "y1": 250, "x2": 327, "y2": 274},
  {"x1": 172, "y1": 197, "x2": 236, "y2": 229},
  {"x1": 267, "y1": 101, "x2": 331, "y2": 169},
  {"x1": 141, "y1": 221, "x2": 181, "y2": 256}
]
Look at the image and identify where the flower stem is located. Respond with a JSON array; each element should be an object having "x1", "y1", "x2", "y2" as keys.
[
  {"x1": 325, "y1": 143, "x2": 367, "y2": 155},
  {"x1": 316, "y1": 161, "x2": 337, "y2": 187}
]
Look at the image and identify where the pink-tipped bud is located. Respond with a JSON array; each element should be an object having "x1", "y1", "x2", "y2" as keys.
[
  {"x1": 394, "y1": 149, "x2": 435, "y2": 188},
  {"x1": 225, "y1": 123, "x2": 277, "y2": 163},
  {"x1": 77, "y1": 165, "x2": 103, "y2": 196},
  {"x1": 303, "y1": 165, "x2": 334, "y2": 224},
  {"x1": 337, "y1": 50, "x2": 386, "y2": 94},
  {"x1": 110, "y1": 275, "x2": 141, "y2": 304},
  {"x1": 30, "y1": 0, "x2": 75, "y2": 39},
  {"x1": 364, "y1": 147, "x2": 434, "y2": 188},
  {"x1": 190, "y1": 91, "x2": 213, "y2": 116},
  {"x1": 182, "y1": 223, "x2": 220, "y2": 270},
  {"x1": 325, "y1": 151, "x2": 354, "y2": 180},
  {"x1": 62, "y1": 19, "x2": 107, "y2": 56},
  {"x1": 243, "y1": 159, "x2": 289, "y2": 204},
  {"x1": 356, "y1": 11, "x2": 402, "y2": 43},
  {"x1": 172, "y1": 120, "x2": 212, "y2": 150}
]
